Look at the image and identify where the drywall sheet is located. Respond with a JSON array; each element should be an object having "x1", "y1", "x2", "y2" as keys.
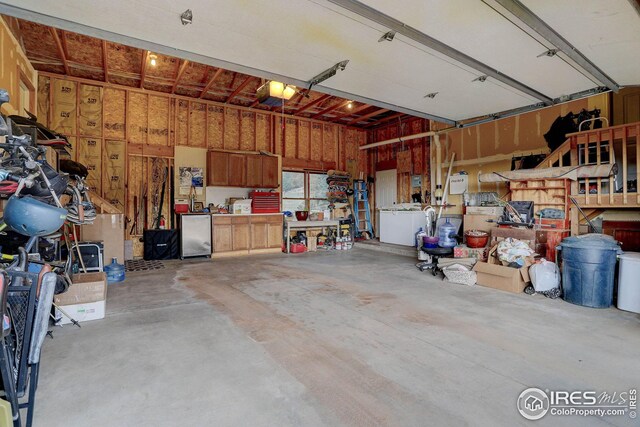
[
  {"x1": 103, "y1": 140, "x2": 126, "y2": 209},
  {"x1": 78, "y1": 137, "x2": 102, "y2": 193},
  {"x1": 51, "y1": 79, "x2": 76, "y2": 135}
]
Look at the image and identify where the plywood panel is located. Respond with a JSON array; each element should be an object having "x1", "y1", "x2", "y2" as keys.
[
  {"x1": 298, "y1": 120, "x2": 310, "y2": 160},
  {"x1": 148, "y1": 95, "x2": 170, "y2": 146},
  {"x1": 189, "y1": 101, "x2": 206, "y2": 148},
  {"x1": 397, "y1": 150, "x2": 412, "y2": 174},
  {"x1": 284, "y1": 118, "x2": 297, "y2": 158},
  {"x1": 224, "y1": 108, "x2": 240, "y2": 150},
  {"x1": 176, "y1": 100, "x2": 189, "y2": 146},
  {"x1": 79, "y1": 84, "x2": 103, "y2": 137},
  {"x1": 310, "y1": 123, "x2": 322, "y2": 161},
  {"x1": 77, "y1": 137, "x2": 102, "y2": 193},
  {"x1": 103, "y1": 140, "x2": 126, "y2": 210},
  {"x1": 37, "y1": 75, "x2": 50, "y2": 127},
  {"x1": 207, "y1": 105, "x2": 224, "y2": 149},
  {"x1": 51, "y1": 79, "x2": 76, "y2": 135},
  {"x1": 128, "y1": 92, "x2": 148, "y2": 144},
  {"x1": 323, "y1": 124, "x2": 337, "y2": 163},
  {"x1": 104, "y1": 87, "x2": 126, "y2": 140},
  {"x1": 255, "y1": 113, "x2": 269, "y2": 152},
  {"x1": 240, "y1": 111, "x2": 255, "y2": 151}
]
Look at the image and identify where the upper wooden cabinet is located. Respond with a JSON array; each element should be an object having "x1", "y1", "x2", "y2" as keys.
[
  {"x1": 262, "y1": 155, "x2": 279, "y2": 188},
  {"x1": 207, "y1": 151, "x2": 229, "y2": 186},
  {"x1": 246, "y1": 155, "x2": 263, "y2": 188},
  {"x1": 207, "y1": 150, "x2": 279, "y2": 188},
  {"x1": 228, "y1": 154, "x2": 247, "y2": 187}
]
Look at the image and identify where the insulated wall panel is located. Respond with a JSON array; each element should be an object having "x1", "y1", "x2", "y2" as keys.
[{"x1": 79, "y1": 84, "x2": 102, "y2": 137}]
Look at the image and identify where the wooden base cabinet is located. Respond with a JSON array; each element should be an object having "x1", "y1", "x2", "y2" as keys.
[{"x1": 212, "y1": 215, "x2": 283, "y2": 257}]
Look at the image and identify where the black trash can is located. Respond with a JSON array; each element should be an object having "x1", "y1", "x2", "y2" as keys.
[{"x1": 559, "y1": 234, "x2": 621, "y2": 308}]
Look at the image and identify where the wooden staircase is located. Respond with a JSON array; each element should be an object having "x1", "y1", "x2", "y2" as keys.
[{"x1": 536, "y1": 121, "x2": 640, "y2": 233}]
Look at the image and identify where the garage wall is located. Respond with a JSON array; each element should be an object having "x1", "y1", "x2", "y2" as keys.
[
  {"x1": 36, "y1": 73, "x2": 367, "y2": 235},
  {"x1": 0, "y1": 17, "x2": 37, "y2": 116}
]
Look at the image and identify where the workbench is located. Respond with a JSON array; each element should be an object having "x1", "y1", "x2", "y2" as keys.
[{"x1": 285, "y1": 220, "x2": 340, "y2": 253}]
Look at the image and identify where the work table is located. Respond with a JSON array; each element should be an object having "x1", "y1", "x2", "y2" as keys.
[{"x1": 210, "y1": 213, "x2": 283, "y2": 217}]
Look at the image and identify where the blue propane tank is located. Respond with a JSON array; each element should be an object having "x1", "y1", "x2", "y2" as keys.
[
  {"x1": 438, "y1": 218, "x2": 457, "y2": 248},
  {"x1": 104, "y1": 257, "x2": 125, "y2": 283}
]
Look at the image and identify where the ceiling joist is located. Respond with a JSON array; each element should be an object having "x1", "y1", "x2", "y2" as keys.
[
  {"x1": 199, "y1": 68, "x2": 224, "y2": 98},
  {"x1": 331, "y1": 103, "x2": 372, "y2": 123},
  {"x1": 225, "y1": 75, "x2": 253, "y2": 103},
  {"x1": 172, "y1": 59, "x2": 190, "y2": 93},
  {"x1": 311, "y1": 100, "x2": 351, "y2": 120},
  {"x1": 140, "y1": 50, "x2": 150, "y2": 88},
  {"x1": 346, "y1": 108, "x2": 389, "y2": 125},
  {"x1": 49, "y1": 28, "x2": 70, "y2": 75},
  {"x1": 295, "y1": 94, "x2": 332, "y2": 115},
  {"x1": 101, "y1": 40, "x2": 108, "y2": 83}
]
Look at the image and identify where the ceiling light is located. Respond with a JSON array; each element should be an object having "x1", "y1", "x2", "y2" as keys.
[
  {"x1": 378, "y1": 31, "x2": 396, "y2": 42},
  {"x1": 308, "y1": 60, "x2": 349, "y2": 88},
  {"x1": 256, "y1": 81, "x2": 296, "y2": 106},
  {"x1": 347, "y1": 101, "x2": 353, "y2": 109},
  {"x1": 149, "y1": 53, "x2": 158, "y2": 67},
  {"x1": 180, "y1": 9, "x2": 193, "y2": 25},
  {"x1": 472, "y1": 75, "x2": 487, "y2": 83},
  {"x1": 424, "y1": 92, "x2": 438, "y2": 99}
]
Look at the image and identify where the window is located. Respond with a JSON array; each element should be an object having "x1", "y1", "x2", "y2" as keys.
[{"x1": 282, "y1": 171, "x2": 329, "y2": 213}]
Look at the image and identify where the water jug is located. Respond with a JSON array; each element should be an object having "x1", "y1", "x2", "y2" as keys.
[
  {"x1": 104, "y1": 257, "x2": 125, "y2": 283},
  {"x1": 438, "y1": 218, "x2": 456, "y2": 248}
]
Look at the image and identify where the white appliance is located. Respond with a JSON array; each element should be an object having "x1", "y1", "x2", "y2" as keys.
[
  {"x1": 617, "y1": 252, "x2": 640, "y2": 314},
  {"x1": 232, "y1": 199, "x2": 252, "y2": 214},
  {"x1": 180, "y1": 214, "x2": 212, "y2": 258},
  {"x1": 379, "y1": 210, "x2": 428, "y2": 246}
]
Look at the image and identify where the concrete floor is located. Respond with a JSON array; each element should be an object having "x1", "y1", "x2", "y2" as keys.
[{"x1": 36, "y1": 249, "x2": 639, "y2": 426}]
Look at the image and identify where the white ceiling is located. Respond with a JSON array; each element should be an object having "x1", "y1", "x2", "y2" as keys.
[{"x1": 2, "y1": 0, "x2": 639, "y2": 124}]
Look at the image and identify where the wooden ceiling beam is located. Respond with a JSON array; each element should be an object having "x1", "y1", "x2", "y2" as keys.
[
  {"x1": 49, "y1": 28, "x2": 70, "y2": 75},
  {"x1": 172, "y1": 59, "x2": 190, "y2": 94},
  {"x1": 199, "y1": 68, "x2": 224, "y2": 98},
  {"x1": 362, "y1": 112, "x2": 406, "y2": 128},
  {"x1": 249, "y1": 99, "x2": 260, "y2": 108},
  {"x1": 102, "y1": 40, "x2": 109, "y2": 83},
  {"x1": 225, "y1": 75, "x2": 254, "y2": 103},
  {"x1": 346, "y1": 108, "x2": 389, "y2": 126},
  {"x1": 311, "y1": 100, "x2": 351, "y2": 120},
  {"x1": 140, "y1": 50, "x2": 150, "y2": 89},
  {"x1": 330, "y1": 103, "x2": 372, "y2": 122},
  {"x1": 294, "y1": 94, "x2": 332, "y2": 115}
]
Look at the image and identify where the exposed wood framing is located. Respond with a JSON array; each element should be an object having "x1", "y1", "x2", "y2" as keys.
[
  {"x1": 363, "y1": 112, "x2": 406, "y2": 128},
  {"x1": 311, "y1": 100, "x2": 350, "y2": 120},
  {"x1": 331, "y1": 103, "x2": 371, "y2": 123},
  {"x1": 225, "y1": 75, "x2": 253, "y2": 103},
  {"x1": 199, "y1": 68, "x2": 224, "y2": 98},
  {"x1": 172, "y1": 59, "x2": 190, "y2": 94},
  {"x1": 102, "y1": 40, "x2": 109, "y2": 83},
  {"x1": 49, "y1": 28, "x2": 70, "y2": 75},
  {"x1": 140, "y1": 50, "x2": 150, "y2": 89},
  {"x1": 346, "y1": 108, "x2": 389, "y2": 125},
  {"x1": 295, "y1": 94, "x2": 331, "y2": 115}
]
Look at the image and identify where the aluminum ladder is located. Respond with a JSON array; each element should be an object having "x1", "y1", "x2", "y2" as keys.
[{"x1": 352, "y1": 180, "x2": 374, "y2": 237}]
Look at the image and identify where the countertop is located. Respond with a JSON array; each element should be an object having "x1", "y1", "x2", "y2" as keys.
[{"x1": 210, "y1": 212, "x2": 284, "y2": 217}]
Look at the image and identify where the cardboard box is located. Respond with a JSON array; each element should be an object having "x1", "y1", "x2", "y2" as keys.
[
  {"x1": 463, "y1": 214, "x2": 500, "y2": 234},
  {"x1": 454, "y1": 245, "x2": 489, "y2": 261},
  {"x1": 490, "y1": 227, "x2": 536, "y2": 250},
  {"x1": 465, "y1": 206, "x2": 504, "y2": 216},
  {"x1": 81, "y1": 214, "x2": 125, "y2": 264},
  {"x1": 55, "y1": 272, "x2": 107, "y2": 305},
  {"x1": 55, "y1": 300, "x2": 106, "y2": 325},
  {"x1": 472, "y1": 261, "x2": 530, "y2": 293}
]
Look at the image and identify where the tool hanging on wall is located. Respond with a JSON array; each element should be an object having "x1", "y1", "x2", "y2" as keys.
[{"x1": 155, "y1": 166, "x2": 168, "y2": 229}]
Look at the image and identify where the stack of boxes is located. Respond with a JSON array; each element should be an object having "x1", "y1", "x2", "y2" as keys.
[{"x1": 54, "y1": 272, "x2": 107, "y2": 325}]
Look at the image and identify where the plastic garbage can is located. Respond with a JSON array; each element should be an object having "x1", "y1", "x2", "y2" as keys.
[
  {"x1": 617, "y1": 252, "x2": 640, "y2": 313},
  {"x1": 558, "y1": 234, "x2": 621, "y2": 308}
]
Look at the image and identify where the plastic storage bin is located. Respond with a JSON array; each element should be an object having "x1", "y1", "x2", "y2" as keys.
[
  {"x1": 558, "y1": 234, "x2": 621, "y2": 308},
  {"x1": 617, "y1": 252, "x2": 640, "y2": 313}
]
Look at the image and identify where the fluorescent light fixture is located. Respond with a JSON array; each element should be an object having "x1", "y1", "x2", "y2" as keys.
[{"x1": 256, "y1": 81, "x2": 296, "y2": 106}]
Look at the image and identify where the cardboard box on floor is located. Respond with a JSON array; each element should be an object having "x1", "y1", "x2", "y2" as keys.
[
  {"x1": 472, "y1": 245, "x2": 532, "y2": 293},
  {"x1": 55, "y1": 300, "x2": 106, "y2": 325},
  {"x1": 54, "y1": 272, "x2": 107, "y2": 305},
  {"x1": 490, "y1": 227, "x2": 536, "y2": 249},
  {"x1": 81, "y1": 214, "x2": 125, "y2": 265}
]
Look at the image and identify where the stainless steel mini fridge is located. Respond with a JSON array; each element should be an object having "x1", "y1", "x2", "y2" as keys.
[{"x1": 180, "y1": 214, "x2": 212, "y2": 258}]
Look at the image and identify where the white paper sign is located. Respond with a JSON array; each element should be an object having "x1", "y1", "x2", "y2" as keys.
[{"x1": 449, "y1": 174, "x2": 468, "y2": 194}]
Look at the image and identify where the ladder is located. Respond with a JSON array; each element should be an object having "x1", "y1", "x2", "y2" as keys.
[{"x1": 352, "y1": 180, "x2": 374, "y2": 237}]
